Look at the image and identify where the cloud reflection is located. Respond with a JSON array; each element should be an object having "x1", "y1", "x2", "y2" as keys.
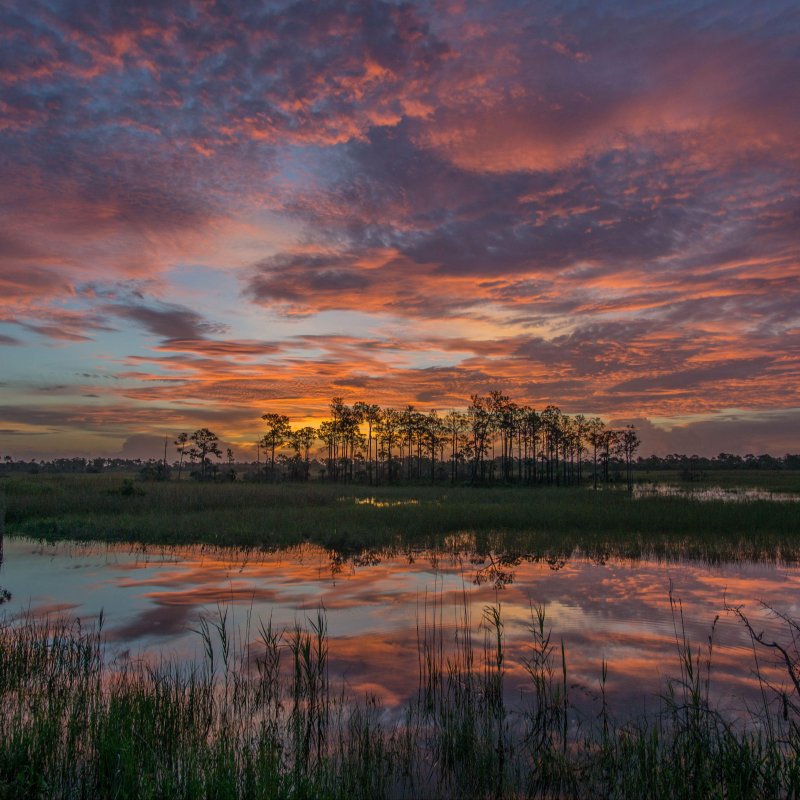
[{"x1": 3, "y1": 538, "x2": 797, "y2": 719}]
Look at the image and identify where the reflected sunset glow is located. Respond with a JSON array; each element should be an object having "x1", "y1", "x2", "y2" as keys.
[{"x1": 3, "y1": 537, "x2": 797, "y2": 720}]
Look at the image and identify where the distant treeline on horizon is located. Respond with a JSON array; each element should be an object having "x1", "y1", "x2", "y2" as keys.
[
  {"x1": 2, "y1": 393, "x2": 799, "y2": 487},
  {"x1": 2, "y1": 452, "x2": 798, "y2": 474}
]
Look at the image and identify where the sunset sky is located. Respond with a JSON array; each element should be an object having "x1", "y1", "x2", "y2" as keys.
[{"x1": 1, "y1": 0, "x2": 799, "y2": 459}]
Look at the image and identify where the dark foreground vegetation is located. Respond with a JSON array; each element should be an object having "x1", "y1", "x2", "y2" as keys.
[
  {"x1": 1, "y1": 474, "x2": 799, "y2": 562},
  {"x1": 1, "y1": 599, "x2": 799, "y2": 799}
]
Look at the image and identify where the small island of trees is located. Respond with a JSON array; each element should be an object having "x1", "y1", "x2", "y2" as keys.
[{"x1": 166, "y1": 392, "x2": 641, "y2": 489}]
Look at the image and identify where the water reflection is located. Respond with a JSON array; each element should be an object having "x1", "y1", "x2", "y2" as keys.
[
  {"x1": 634, "y1": 484, "x2": 800, "y2": 502},
  {"x1": 350, "y1": 497, "x2": 420, "y2": 507},
  {"x1": 1, "y1": 537, "x2": 798, "y2": 721}
]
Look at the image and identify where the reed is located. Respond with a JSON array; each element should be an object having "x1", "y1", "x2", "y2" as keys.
[{"x1": 1, "y1": 598, "x2": 799, "y2": 799}]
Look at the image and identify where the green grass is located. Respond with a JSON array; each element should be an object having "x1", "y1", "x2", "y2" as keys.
[
  {"x1": 2, "y1": 473, "x2": 799, "y2": 562},
  {"x1": 1, "y1": 601, "x2": 798, "y2": 799}
]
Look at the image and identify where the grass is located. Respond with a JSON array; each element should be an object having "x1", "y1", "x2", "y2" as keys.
[
  {"x1": 1, "y1": 599, "x2": 799, "y2": 799},
  {"x1": 2, "y1": 473, "x2": 799, "y2": 562}
]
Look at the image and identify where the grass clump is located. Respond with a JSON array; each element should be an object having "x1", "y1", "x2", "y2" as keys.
[{"x1": 1, "y1": 600, "x2": 799, "y2": 799}]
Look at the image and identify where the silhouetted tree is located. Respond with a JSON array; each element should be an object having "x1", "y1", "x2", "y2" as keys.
[
  {"x1": 240, "y1": 391, "x2": 649, "y2": 490},
  {"x1": 540, "y1": 406, "x2": 562, "y2": 485},
  {"x1": 468, "y1": 394, "x2": 493, "y2": 483},
  {"x1": 619, "y1": 425, "x2": 641, "y2": 491},
  {"x1": 290, "y1": 426, "x2": 317, "y2": 481},
  {"x1": 421, "y1": 410, "x2": 445, "y2": 484},
  {"x1": 601, "y1": 429, "x2": 619, "y2": 485},
  {"x1": 523, "y1": 408, "x2": 541, "y2": 483},
  {"x1": 443, "y1": 410, "x2": 469, "y2": 484},
  {"x1": 261, "y1": 414, "x2": 291, "y2": 480},
  {"x1": 188, "y1": 428, "x2": 222, "y2": 480},
  {"x1": 354, "y1": 402, "x2": 382, "y2": 485},
  {"x1": 586, "y1": 417, "x2": 605, "y2": 490},
  {"x1": 376, "y1": 408, "x2": 401, "y2": 483},
  {"x1": 174, "y1": 432, "x2": 189, "y2": 480},
  {"x1": 317, "y1": 420, "x2": 336, "y2": 481},
  {"x1": 574, "y1": 414, "x2": 588, "y2": 484}
]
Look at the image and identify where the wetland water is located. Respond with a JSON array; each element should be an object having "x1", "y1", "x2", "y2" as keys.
[{"x1": 2, "y1": 535, "x2": 799, "y2": 722}]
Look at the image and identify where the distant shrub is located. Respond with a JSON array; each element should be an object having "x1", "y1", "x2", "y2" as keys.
[
  {"x1": 109, "y1": 479, "x2": 145, "y2": 497},
  {"x1": 138, "y1": 461, "x2": 171, "y2": 482},
  {"x1": 680, "y1": 468, "x2": 706, "y2": 482}
]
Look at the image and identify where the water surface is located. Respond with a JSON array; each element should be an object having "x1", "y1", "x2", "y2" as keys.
[
  {"x1": 633, "y1": 484, "x2": 800, "y2": 502},
  {"x1": 2, "y1": 536, "x2": 798, "y2": 722}
]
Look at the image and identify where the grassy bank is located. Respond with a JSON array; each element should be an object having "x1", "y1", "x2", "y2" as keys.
[
  {"x1": 1, "y1": 602, "x2": 798, "y2": 799},
  {"x1": 2, "y1": 473, "x2": 799, "y2": 561}
]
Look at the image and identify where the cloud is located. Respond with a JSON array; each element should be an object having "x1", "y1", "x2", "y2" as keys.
[
  {"x1": 105, "y1": 301, "x2": 228, "y2": 340},
  {"x1": 0, "y1": 265, "x2": 72, "y2": 301},
  {"x1": 107, "y1": 605, "x2": 194, "y2": 642},
  {"x1": 247, "y1": 252, "x2": 372, "y2": 308},
  {"x1": 2, "y1": 0, "x2": 799, "y2": 454},
  {"x1": 614, "y1": 413, "x2": 800, "y2": 457},
  {"x1": 418, "y1": 0, "x2": 800, "y2": 174},
  {"x1": 610, "y1": 358, "x2": 776, "y2": 394},
  {"x1": 118, "y1": 434, "x2": 171, "y2": 461},
  {"x1": 154, "y1": 338, "x2": 285, "y2": 359},
  {"x1": 3, "y1": 309, "x2": 115, "y2": 343}
]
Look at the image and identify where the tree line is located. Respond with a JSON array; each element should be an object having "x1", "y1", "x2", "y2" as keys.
[
  {"x1": 3, "y1": 403, "x2": 799, "y2": 488},
  {"x1": 174, "y1": 392, "x2": 644, "y2": 490},
  {"x1": 5, "y1": 451, "x2": 797, "y2": 478}
]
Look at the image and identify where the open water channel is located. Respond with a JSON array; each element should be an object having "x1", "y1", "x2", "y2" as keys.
[{"x1": 2, "y1": 534, "x2": 799, "y2": 725}]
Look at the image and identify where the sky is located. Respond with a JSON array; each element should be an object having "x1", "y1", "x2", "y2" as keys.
[{"x1": 1, "y1": 0, "x2": 799, "y2": 459}]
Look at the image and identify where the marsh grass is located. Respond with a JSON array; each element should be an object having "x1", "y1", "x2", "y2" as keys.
[
  {"x1": 2, "y1": 475, "x2": 799, "y2": 562},
  {"x1": 2, "y1": 599, "x2": 800, "y2": 799}
]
